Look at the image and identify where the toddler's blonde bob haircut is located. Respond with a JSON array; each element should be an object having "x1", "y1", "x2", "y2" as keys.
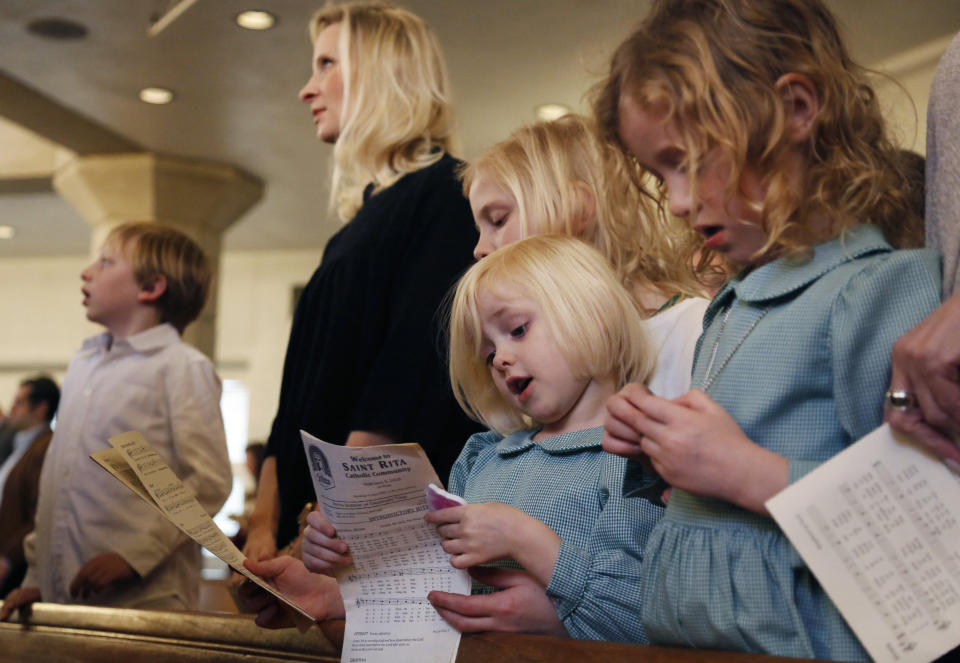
[
  {"x1": 460, "y1": 114, "x2": 708, "y2": 308},
  {"x1": 449, "y1": 235, "x2": 655, "y2": 435},
  {"x1": 107, "y1": 222, "x2": 211, "y2": 334},
  {"x1": 310, "y1": 2, "x2": 458, "y2": 221}
]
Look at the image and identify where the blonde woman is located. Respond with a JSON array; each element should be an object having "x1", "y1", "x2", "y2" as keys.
[{"x1": 244, "y1": 2, "x2": 479, "y2": 562}]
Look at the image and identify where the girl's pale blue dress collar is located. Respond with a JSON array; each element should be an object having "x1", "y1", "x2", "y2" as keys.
[
  {"x1": 716, "y1": 223, "x2": 892, "y2": 305},
  {"x1": 494, "y1": 427, "x2": 601, "y2": 457}
]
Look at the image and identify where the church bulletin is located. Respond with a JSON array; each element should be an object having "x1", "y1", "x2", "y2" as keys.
[
  {"x1": 301, "y1": 431, "x2": 469, "y2": 663},
  {"x1": 91, "y1": 431, "x2": 315, "y2": 631},
  {"x1": 767, "y1": 424, "x2": 960, "y2": 663}
]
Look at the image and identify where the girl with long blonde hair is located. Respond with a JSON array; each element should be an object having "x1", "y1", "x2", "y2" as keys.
[{"x1": 463, "y1": 113, "x2": 711, "y2": 401}]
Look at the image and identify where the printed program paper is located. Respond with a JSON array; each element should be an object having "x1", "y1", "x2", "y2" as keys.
[
  {"x1": 767, "y1": 424, "x2": 960, "y2": 663},
  {"x1": 301, "y1": 431, "x2": 469, "y2": 663},
  {"x1": 91, "y1": 430, "x2": 314, "y2": 630}
]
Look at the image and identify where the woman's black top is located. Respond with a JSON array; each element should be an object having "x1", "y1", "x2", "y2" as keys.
[{"x1": 265, "y1": 153, "x2": 482, "y2": 547}]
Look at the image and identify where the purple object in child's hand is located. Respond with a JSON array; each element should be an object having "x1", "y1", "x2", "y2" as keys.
[{"x1": 425, "y1": 483, "x2": 466, "y2": 511}]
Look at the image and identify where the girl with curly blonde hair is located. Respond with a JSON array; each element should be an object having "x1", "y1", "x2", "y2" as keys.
[{"x1": 598, "y1": 0, "x2": 941, "y2": 659}]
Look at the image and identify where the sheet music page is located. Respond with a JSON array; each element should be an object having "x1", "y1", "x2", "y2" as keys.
[
  {"x1": 90, "y1": 447, "x2": 165, "y2": 511},
  {"x1": 766, "y1": 424, "x2": 960, "y2": 663},
  {"x1": 300, "y1": 431, "x2": 469, "y2": 663},
  {"x1": 93, "y1": 431, "x2": 315, "y2": 629}
]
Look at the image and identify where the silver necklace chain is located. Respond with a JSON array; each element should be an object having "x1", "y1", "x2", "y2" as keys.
[{"x1": 700, "y1": 303, "x2": 770, "y2": 391}]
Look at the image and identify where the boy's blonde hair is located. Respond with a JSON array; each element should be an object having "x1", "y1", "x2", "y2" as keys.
[
  {"x1": 461, "y1": 114, "x2": 708, "y2": 309},
  {"x1": 310, "y1": 2, "x2": 459, "y2": 221},
  {"x1": 592, "y1": 0, "x2": 916, "y2": 257},
  {"x1": 449, "y1": 235, "x2": 655, "y2": 435},
  {"x1": 107, "y1": 222, "x2": 211, "y2": 334}
]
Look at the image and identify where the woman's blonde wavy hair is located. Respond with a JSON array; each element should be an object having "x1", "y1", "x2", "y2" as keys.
[
  {"x1": 592, "y1": 0, "x2": 918, "y2": 257},
  {"x1": 449, "y1": 235, "x2": 655, "y2": 435},
  {"x1": 310, "y1": 2, "x2": 459, "y2": 221},
  {"x1": 460, "y1": 114, "x2": 709, "y2": 311}
]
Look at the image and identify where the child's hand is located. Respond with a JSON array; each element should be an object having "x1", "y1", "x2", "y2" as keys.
[
  {"x1": 241, "y1": 555, "x2": 345, "y2": 627},
  {"x1": 427, "y1": 566, "x2": 567, "y2": 636},
  {"x1": 0, "y1": 586, "x2": 41, "y2": 621},
  {"x1": 69, "y1": 552, "x2": 138, "y2": 599},
  {"x1": 620, "y1": 388, "x2": 788, "y2": 514},
  {"x1": 425, "y1": 503, "x2": 561, "y2": 585},
  {"x1": 426, "y1": 503, "x2": 527, "y2": 567},
  {"x1": 603, "y1": 383, "x2": 655, "y2": 465},
  {"x1": 302, "y1": 510, "x2": 352, "y2": 576}
]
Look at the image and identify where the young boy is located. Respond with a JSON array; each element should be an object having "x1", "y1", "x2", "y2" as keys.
[{"x1": 1, "y1": 222, "x2": 232, "y2": 616}]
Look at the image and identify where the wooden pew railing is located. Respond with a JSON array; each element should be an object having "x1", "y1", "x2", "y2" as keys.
[{"x1": 0, "y1": 602, "x2": 814, "y2": 663}]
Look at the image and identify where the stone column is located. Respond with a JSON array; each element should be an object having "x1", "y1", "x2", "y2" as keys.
[{"x1": 53, "y1": 152, "x2": 263, "y2": 357}]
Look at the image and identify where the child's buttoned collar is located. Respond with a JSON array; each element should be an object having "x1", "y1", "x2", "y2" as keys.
[
  {"x1": 704, "y1": 223, "x2": 892, "y2": 328},
  {"x1": 81, "y1": 322, "x2": 181, "y2": 356},
  {"x1": 495, "y1": 426, "x2": 603, "y2": 457}
]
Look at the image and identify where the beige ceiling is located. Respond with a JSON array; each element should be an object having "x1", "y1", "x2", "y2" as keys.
[{"x1": 2, "y1": 0, "x2": 959, "y2": 258}]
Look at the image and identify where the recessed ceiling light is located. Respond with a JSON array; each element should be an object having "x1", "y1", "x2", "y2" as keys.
[
  {"x1": 139, "y1": 87, "x2": 175, "y2": 105},
  {"x1": 27, "y1": 17, "x2": 88, "y2": 40},
  {"x1": 0, "y1": 226, "x2": 16, "y2": 240},
  {"x1": 236, "y1": 10, "x2": 276, "y2": 30},
  {"x1": 536, "y1": 103, "x2": 571, "y2": 121}
]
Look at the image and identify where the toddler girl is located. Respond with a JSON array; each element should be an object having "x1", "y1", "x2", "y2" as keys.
[
  {"x1": 596, "y1": 0, "x2": 942, "y2": 659},
  {"x1": 307, "y1": 235, "x2": 664, "y2": 642}
]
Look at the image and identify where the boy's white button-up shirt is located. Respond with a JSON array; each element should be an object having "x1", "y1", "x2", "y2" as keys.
[{"x1": 24, "y1": 323, "x2": 231, "y2": 607}]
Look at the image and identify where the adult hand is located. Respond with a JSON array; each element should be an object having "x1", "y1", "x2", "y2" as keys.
[
  {"x1": 244, "y1": 456, "x2": 280, "y2": 562},
  {"x1": 0, "y1": 586, "x2": 41, "y2": 621},
  {"x1": 611, "y1": 385, "x2": 788, "y2": 514},
  {"x1": 887, "y1": 292, "x2": 960, "y2": 469},
  {"x1": 345, "y1": 430, "x2": 398, "y2": 447},
  {"x1": 302, "y1": 509, "x2": 352, "y2": 576},
  {"x1": 427, "y1": 567, "x2": 567, "y2": 636},
  {"x1": 241, "y1": 556, "x2": 345, "y2": 628},
  {"x1": 69, "y1": 552, "x2": 138, "y2": 599}
]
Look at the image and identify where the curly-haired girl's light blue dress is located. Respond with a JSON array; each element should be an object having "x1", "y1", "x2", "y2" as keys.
[{"x1": 635, "y1": 225, "x2": 941, "y2": 661}]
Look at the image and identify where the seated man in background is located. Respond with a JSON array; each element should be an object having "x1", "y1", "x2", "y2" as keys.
[
  {"x1": 0, "y1": 375, "x2": 59, "y2": 597},
  {"x1": 0, "y1": 412, "x2": 15, "y2": 467}
]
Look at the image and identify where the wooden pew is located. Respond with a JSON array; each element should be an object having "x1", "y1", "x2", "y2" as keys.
[
  {"x1": 0, "y1": 602, "x2": 337, "y2": 662},
  {"x1": 0, "y1": 602, "x2": 814, "y2": 662}
]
